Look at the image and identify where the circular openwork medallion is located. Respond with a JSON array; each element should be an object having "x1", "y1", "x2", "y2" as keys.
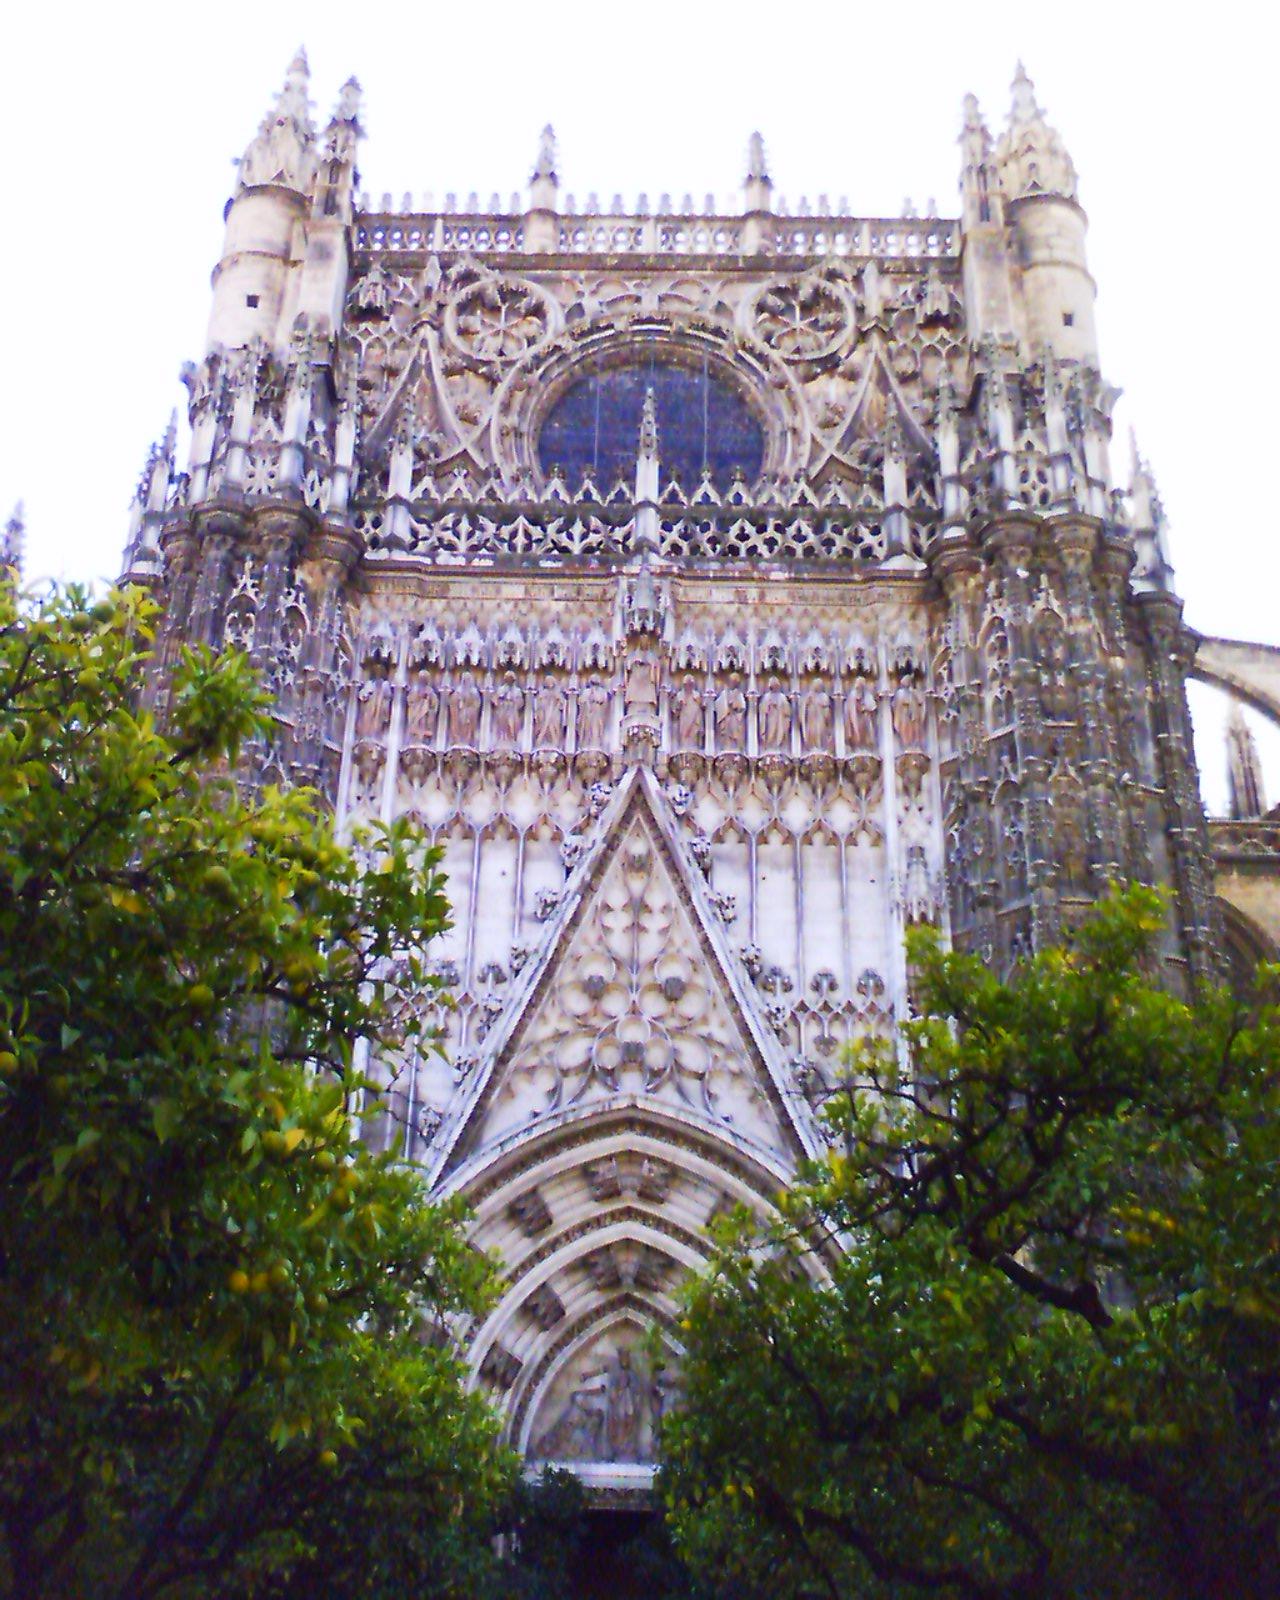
[{"x1": 750, "y1": 269, "x2": 855, "y2": 363}]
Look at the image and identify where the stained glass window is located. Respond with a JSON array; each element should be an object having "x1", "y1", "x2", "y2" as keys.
[{"x1": 537, "y1": 356, "x2": 764, "y2": 490}]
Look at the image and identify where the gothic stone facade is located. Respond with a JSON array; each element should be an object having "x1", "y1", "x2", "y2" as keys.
[{"x1": 122, "y1": 55, "x2": 1280, "y2": 1498}]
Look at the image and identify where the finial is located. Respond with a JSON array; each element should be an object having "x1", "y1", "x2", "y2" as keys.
[
  {"x1": 333, "y1": 75, "x2": 362, "y2": 124},
  {"x1": 746, "y1": 131, "x2": 769, "y2": 183},
  {"x1": 278, "y1": 46, "x2": 312, "y2": 124},
  {"x1": 638, "y1": 388, "x2": 660, "y2": 458},
  {"x1": 533, "y1": 124, "x2": 557, "y2": 182},
  {"x1": 1010, "y1": 61, "x2": 1041, "y2": 123},
  {"x1": 2, "y1": 502, "x2": 25, "y2": 579}
]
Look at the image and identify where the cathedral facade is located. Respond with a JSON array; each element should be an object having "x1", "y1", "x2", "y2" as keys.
[{"x1": 121, "y1": 54, "x2": 1280, "y2": 1498}]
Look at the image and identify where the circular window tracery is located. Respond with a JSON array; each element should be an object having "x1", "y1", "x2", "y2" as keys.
[{"x1": 537, "y1": 355, "x2": 765, "y2": 489}]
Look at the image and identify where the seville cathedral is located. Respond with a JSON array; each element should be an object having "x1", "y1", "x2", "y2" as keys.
[{"x1": 116, "y1": 52, "x2": 1280, "y2": 1501}]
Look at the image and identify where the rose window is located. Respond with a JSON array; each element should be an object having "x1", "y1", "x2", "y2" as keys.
[{"x1": 537, "y1": 356, "x2": 764, "y2": 489}]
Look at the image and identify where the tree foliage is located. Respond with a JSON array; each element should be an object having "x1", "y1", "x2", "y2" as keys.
[
  {"x1": 661, "y1": 892, "x2": 1280, "y2": 1599},
  {"x1": 0, "y1": 584, "x2": 512, "y2": 1598}
]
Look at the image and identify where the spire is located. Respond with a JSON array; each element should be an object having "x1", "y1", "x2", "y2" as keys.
[
  {"x1": 993, "y1": 61, "x2": 1077, "y2": 201},
  {"x1": 959, "y1": 93, "x2": 992, "y2": 170},
  {"x1": 313, "y1": 74, "x2": 363, "y2": 221},
  {"x1": 746, "y1": 131, "x2": 769, "y2": 184},
  {"x1": 237, "y1": 48, "x2": 316, "y2": 194},
  {"x1": 1, "y1": 502, "x2": 24, "y2": 580},
  {"x1": 1226, "y1": 703, "x2": 1267, "y2": 820},
  {"x1": 323, "y1": 75, "x2": 363, "y2": 160}
]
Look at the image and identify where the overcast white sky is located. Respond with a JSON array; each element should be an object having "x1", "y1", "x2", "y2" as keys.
[{"x1": 2, "y1": 0, "x2": 1275, "y2": 806}]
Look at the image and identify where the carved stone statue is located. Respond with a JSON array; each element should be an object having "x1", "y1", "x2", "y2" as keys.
[
  {"x1": 356, "y1": 675, "x2": 392, "y2": 740},
  {"x1": 491, "y1": 671, "x2": 525, "y2": 748},
  {"x1": 404, "y1": 668, "x2": 439, "y2": 744},
  {"x1": 892, "y1": 672, "x2": 929, "y2": 750},
  {"x1": 577, "y1": 676, "x2": 610, "y2": 750},
  {"x1": 713, "y1": 675, "x2": 748, "y2": 751},
  {"x1": 533, "y1": 1346, "x2": 649, "y2": 1463},
  {"x1": 758, "y1": 677, "x2": 792, "y2": 754},
  {"x1": 624, "y1": 651, "x2": 659, "y2": 718},
  {"x1": 672, "y1": 675, "x2": 705, "y2": 750},
  {"x1": 800, "y1": 683, "x2": 833, "y2": 750},
  {"x1": 533, "y1": 675, "x2": 566, "y2": 747},
  {"x1": 446, "y1": 670, "x2": 482, "y2": 747},
  {"x1": 844, "y1": 669, "x2": 878, "y2": 751}
]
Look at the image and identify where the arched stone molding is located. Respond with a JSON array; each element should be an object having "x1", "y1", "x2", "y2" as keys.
[
  {"x1": 448, "y1": 1103, "x2": 790, "y2": 1228},
  {"x1": 1193, "y1": 636, "x2": 1280, "y2": 730},
  {"x1": 444, "y1": 1101, "x2": 821, "y2": 1488},
  {"x1": 467, "y1": 1214, "x2": 698, "y2": 1411},
  {"x1": 488, "y1": 314, "x2": 809, "y2": 487}
]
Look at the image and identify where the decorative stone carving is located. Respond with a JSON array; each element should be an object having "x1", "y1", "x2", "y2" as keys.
[
  {"x1": 533, "y1": 675, "x2": 567, "y2": 747},
  {"x1": 713, "y1": 675, "x2": 748, "y2": 752},
  {"x1": 892, "y1": 665, "x2": 929, "y2": 751},
  {"x1": 758, "y1": 677, "x2": 792, "y2": 753},
  {"x1": 577, "y1": 677, "x2": 610, "y2": 750},
  {"x1": 355, "y1": 673, "x2": 393, "y2": 740},
  {"x1": 404, "y1": 667, "x2": 440, "y2": 745},
  {"x1": 671, "y1": 675, "x2": 705, "y2": 750},
  {"x1": 752, "y1": 267, "x2": 855, "y2": 364},
  {"x1": 507, "y1": 1186, "x2": 554, "y2": 1237},
  {"x1": 526, "y1": 1283, "x2": 566, "y2": 1330},
  {"x1": 447, "y1": 267, "x2": 554, "y2": 365},
  {"x1": 491, "y1": 671, "x2": 525, "y2": 748},
  {"x1": 480, "y1": 1343, "x2": 522, "y2": 1391},
  {"x1": 530, "y1": 1336, "x2": 674, "y2": 1465},
  {"x1": 800, "y1": 682, "x2": 833, "y2": 751},
  {"x1": 446, "y1": 670, "x2": 482, "y2": 747}
]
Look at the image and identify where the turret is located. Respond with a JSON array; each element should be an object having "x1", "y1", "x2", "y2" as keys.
[
  {"x1": 294, "y1": 78, "x2": 364, "y2": 341},
  {"x1": 957, "y1": 94, "x2": 1017, "y2": 344},
  {"x1": 207, "y1": 51, "x2": 316, "y2": 352},
  {"x1": 995, "y1": 63, "x2": 1098, "y2": 364}
]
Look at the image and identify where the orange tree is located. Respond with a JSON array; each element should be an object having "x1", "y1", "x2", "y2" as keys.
[
  {"x1": 0, "y1": 584, "x2": 512, "y2": 1599},
  {"x1": 660, "y1": 892, "x2": 1280, "y2": 1600}
]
